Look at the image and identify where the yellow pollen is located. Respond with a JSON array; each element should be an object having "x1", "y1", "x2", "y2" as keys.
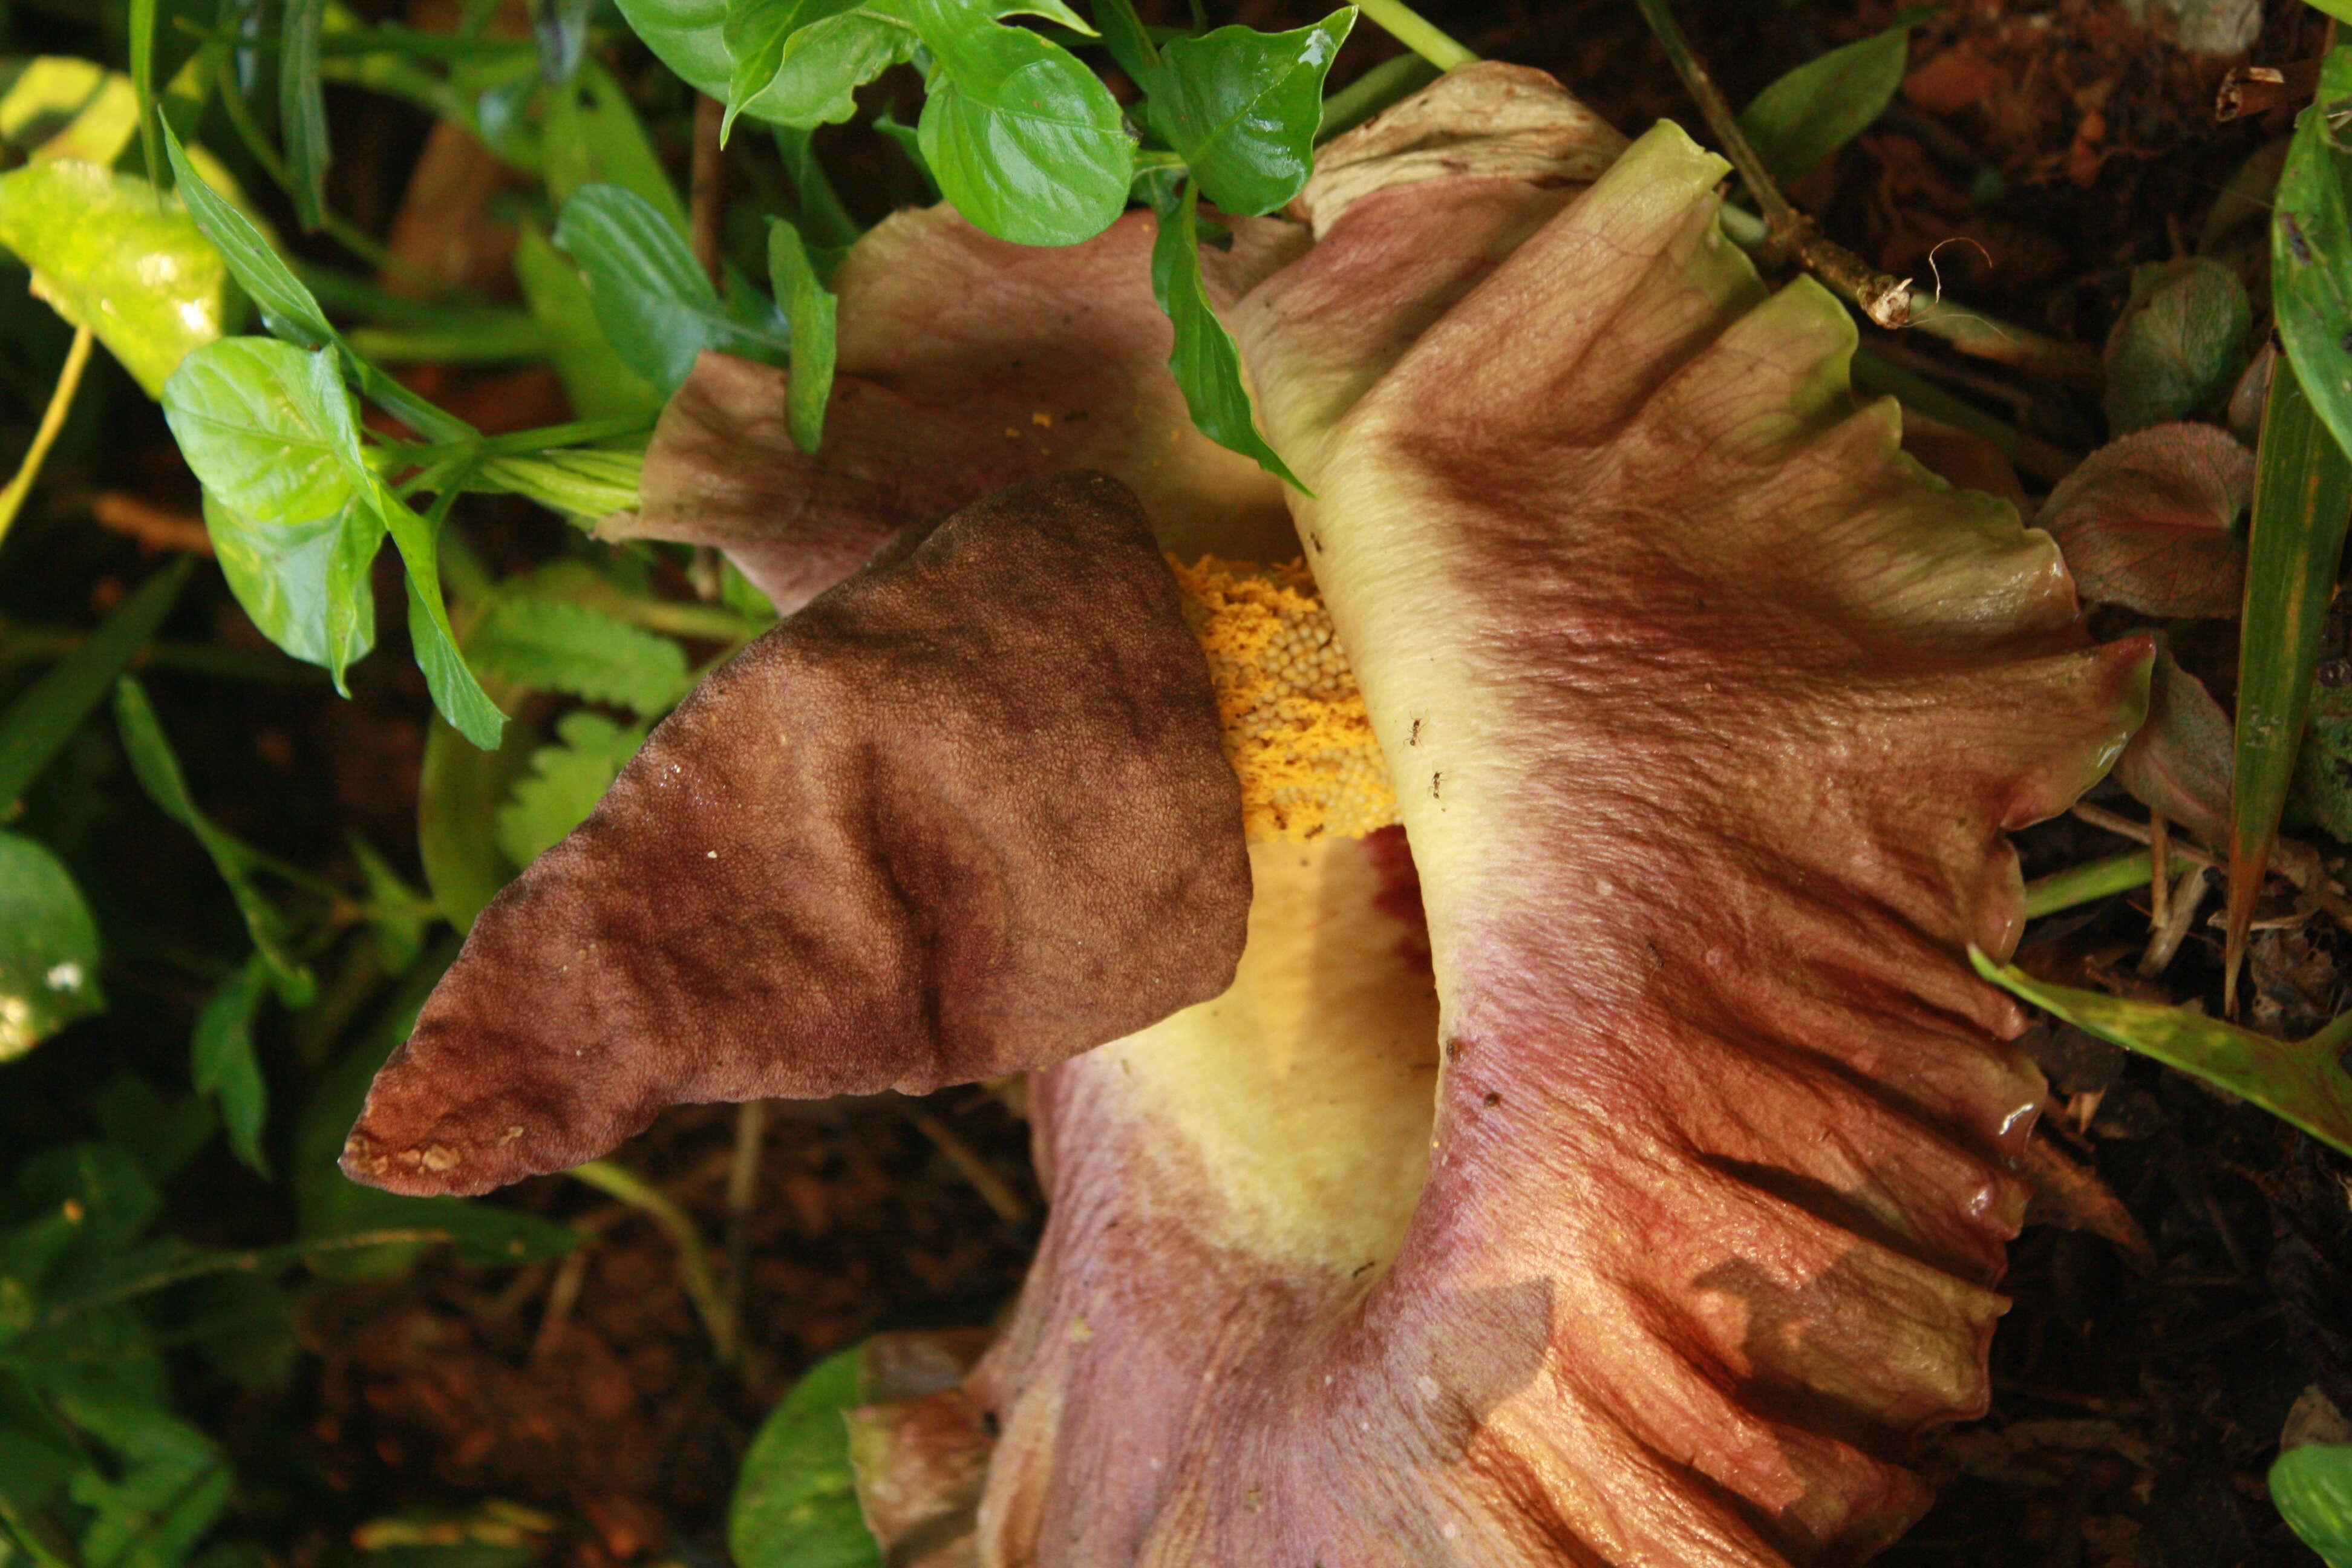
[{"x1": 1171, "y1": 555, "x2": 1399, "y2": 843}]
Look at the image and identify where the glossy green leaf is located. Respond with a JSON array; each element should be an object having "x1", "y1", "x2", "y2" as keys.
[
  {"x1": 1088, "y1": 0, "x2": 1156, "y2": 84},
  {"x1": 2103, "y1": 258, "x2": 2252, "y2": 434},
  {"x1": 766, "y1": 218, "x2": 837, "y2": 452},
  {"x1": 553, "y1": 183, "x2": 790, "y2": 394},
  {"x1": 162, "y1": 118, "x2": 474, "y2": 443},
  {"x1": 513, "y1": 226, "x2": 664, "y2": 420},
  {"x1": 613, "y1": 0, "x2": 733, "y2": 97},
  {"x1": 730, "y1": 1348, "x2": 881, "y2": 1568},
  {"x1": 1148, "y1": 10, "x2": 1353, "y2": 217},
  {"x1": 162, "y1": 119, "x2": 334, "y2": 351},
  {"x1": 725, "y1": 0, "x2": 916, "y2": 133},
  {"x1": 111, "y1": 677, "x2": 313, "y2": 1003},
  {"x1": 0, "y1": 162, "x2": 231, "y2": 396},
  {"x1": 382, "y1": 489, "x2": 509, "y2": 751},
  {"x1": 540, "y1": 60, "x2": 690, "y2": 232},
  {"x1": 2229, "y1": 353, "x2": 2352, "y2": 990},
  {"x1": 913, "y1": 0, "x2": 1131, "y2": 246},
  {"x1": 0, "y1": 57, "x2": 138, "y2": 165},
  {"x1": 494, "y1": 710, "x2": 650, "y2": 866},
  {"x1": 282, "y1": 0, "x2": 332, "y2": 229},
  {"x1": 1150, "y1": 180, "x2": 1305, "y2": 488},
  {"x1": 2276, "y1": 43, "x2": 2352, "y2": 462},
  {"x1": 191, "y1": 955, "x2": 271, "y2": 1175},
  {"x1": 1972, "y1": 949, "x2": 2352, "y2": 1158},
  {"x1": 0, "y1": 558, "x2": 187, "y2": 815},
  {"x1": 469, "y1": 597, "x2": 689, "y2": 714},
  {"x1": 1736, "y1": 13, "x2": 1918, "y2": 185},
  {"x1": 0, "y1": 832, "x2": 102, "y2": 1061},
  {"x1": 162, "y1": 338, "x2": 361, "y2": 525},
  {"x1": 2274, "y1": 1442, "x2": 2352, "y2": 1567},
  {"x1": 200, "y1": 493, "x2": 382, "y2": 690}
]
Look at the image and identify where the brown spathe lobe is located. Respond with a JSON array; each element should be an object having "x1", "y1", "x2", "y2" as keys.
[{"x1": 341, "y1": 472, "x2": 1249, "y2": 1197}]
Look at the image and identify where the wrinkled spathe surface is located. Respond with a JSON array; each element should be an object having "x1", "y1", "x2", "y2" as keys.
[
  {"x1": 344, "y1": 472, "x2": 1249, "y2": 1197},
  {"x1": 962, "y1": 99, "x2": 2151, "y2": 1567}
]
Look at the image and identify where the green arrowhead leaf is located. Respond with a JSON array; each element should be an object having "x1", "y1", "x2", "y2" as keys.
[
  {"x1": 0, "y1": 831, "x2": 102, "y2": 1061},
  {"x1": 912, "y1": 0, "x2": 1131, "y2": 246},
  {"x1": 725, "y1": 0, "x2": 917, "y2": 133},
  {"x1": 160, "y1": 338, "x2": 363, "y2": 525},
  {"x1": 1150, "y1": 180, "x2": 1305, "y2": 488},
  {"x1": 200, "y1": 492, "x2": 381, "y2": 690},
  {"x1": 0, "y1": 161, "x2": 230, "y2": 395},
  {"x1": 613, "y1": 0, "x2": 734, "y2": 97},
  {"x1": 1148, "y1": 10, "x2": 1354, "y2": 217}
]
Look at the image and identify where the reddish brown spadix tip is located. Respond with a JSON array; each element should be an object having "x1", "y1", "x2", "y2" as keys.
[{"x1": 342, "y1": 472, "x2": 1250, "y2": 1198}]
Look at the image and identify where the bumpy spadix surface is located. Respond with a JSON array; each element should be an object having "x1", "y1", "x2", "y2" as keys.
[{"x1": 961, "y1": 112, "x2": 2153, "y2": 1565}]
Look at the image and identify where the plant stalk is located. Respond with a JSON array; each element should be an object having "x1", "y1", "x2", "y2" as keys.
[
  {"x1": 1353, "y1": 0, "x2": 1475, "y2": 71},
  {"x1": 1632, "y1": 0, "x2": 1912, "y2": 328},
  {"x1": 0, "y1": 326, "x2": 97, "y2": 552}
]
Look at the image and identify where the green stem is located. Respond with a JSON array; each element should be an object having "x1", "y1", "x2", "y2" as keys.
[
  {"x1": 1633, "y1": 1, "x2": 1911, "y2": 328},
  {"x1": 566, "y1": 1159, "x2": 737, "y2": 1363},
  {"x1": 2025, "y1": 847, "x2": 2198, "y2": 920},
  {"x1": 1353, "y1": 0, "x2": 1476, "y2": 70},
  {"x1": 0, "y1": 326, "x2": 96, "y2": 554},
  {"x1": 36, "y1": 1227, "x2": 457, "y2": 1325}
]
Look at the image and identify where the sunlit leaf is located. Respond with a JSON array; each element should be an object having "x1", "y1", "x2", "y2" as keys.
[
  {"x1": 0, "y1": 57, "x2": 138, "y2": 165},
  {"x1": 0, "y1": 831, "x2": 102, "y2": 1061},
  {"x1": 1975, "y1": 949, "x2": 2352, "y2": 1158},
  {"x1": 612, "y1": 0, "x2": 733, "y2": 97},
  {"x1": 912, "y1": 0, "x2": 1130, "y2": 246},
  {"x1": 162, "y1": 338, "x2": 361, "y2": 526},
  {"x1": 162, "y1": 119, "x2": 335, "y2": 351},
  {"x1": 1151, "y1": 180, "x2": 1304, "y2": 488},
  {"x1": 1148, "y1": 10, "x2": 1354, "y2": 217},
  {"x1": 0, "y1": 162, "x2": 232, "y2": 395},
  {"x1": 200, "y1": 492, "x2": 381, "y2": 690}
]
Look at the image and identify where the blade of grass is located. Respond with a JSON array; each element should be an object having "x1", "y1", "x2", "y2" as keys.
[
  {"x1": 281, "y1": 0, "x2": 333, "y2": 231},
  {"x1": 0, "y1": 325, "x2": 96, "y2": 552},
  {"x1": 0, "y1": 558, "x2": 190, "y2": 813},
  {"x1": 130, "y1": 0, "x2": 162, "y2": 185},
  {"x1": 1973, "y1": 949, "x2": 2352, "y2": 1159},
  {"x1": 2228, "y1": 351, "x2": 2352, "y2": 1009}
]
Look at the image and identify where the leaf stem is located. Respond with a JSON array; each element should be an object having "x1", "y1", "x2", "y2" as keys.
[
  {"x1": 1632, "y1": 0, "x2": 1912, "y2": 328},
  {"x1": 1353, "y1": 0, "x2": 1476, "y2": 71},
  {"x1": 2025, "y1": 846, "x2": 2198, "y2": 920},
  {"x1": 0, "y1": 325, "x2": 97, "y2": 554},
  {"x1": 567, "y1": 1158, "x2": 737, "y2": 1363}
]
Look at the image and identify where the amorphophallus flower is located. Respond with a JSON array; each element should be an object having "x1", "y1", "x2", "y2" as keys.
[{"x1": 344, "y1": 67, "x2": 2153, "y2": 1567}]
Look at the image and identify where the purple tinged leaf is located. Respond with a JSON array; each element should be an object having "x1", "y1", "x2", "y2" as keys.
[
  {"x1": 2114, "y1": 647, "x2": 2234, "y2": 847},
  {"x1": 2037, "y1": 422, "x2": 2253, "y2": 618}
]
